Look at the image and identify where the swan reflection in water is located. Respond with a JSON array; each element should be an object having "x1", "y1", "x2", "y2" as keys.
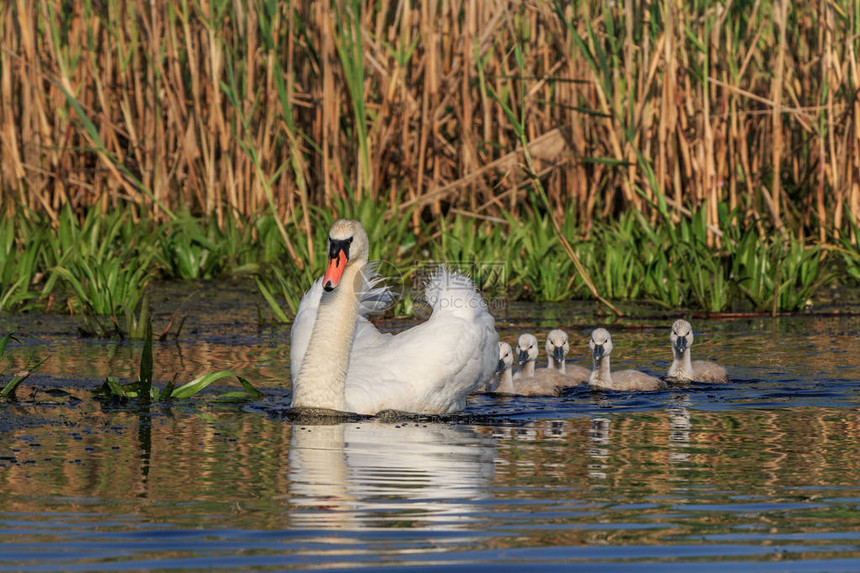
[{"x1": 287, "y1": 421, "x2": 495, "y2": 530}]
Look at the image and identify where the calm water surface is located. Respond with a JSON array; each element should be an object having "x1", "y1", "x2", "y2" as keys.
[{"x1": 1, "y1": 282, "x2": 860, "y2": 571}]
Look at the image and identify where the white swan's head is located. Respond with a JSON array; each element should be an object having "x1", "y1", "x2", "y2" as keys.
[
  {"x1": 589, "y1": 328, "x2": 613, "y2": 360},
  {"x1": 670, "y1": 319, "x2": 694, "y2": 354},
  {"x1": 323, "y1": 219, "x2": 370, "y2": 292},
  {"x1": 516, "y1": 333, "x2": 539, "y2": 365},
  {"x1": 497, "y1": 341, "x2": 513, "y2": 373},
  {"x1": 546, "y1": 329, "x2": 569, "y2": 363}
]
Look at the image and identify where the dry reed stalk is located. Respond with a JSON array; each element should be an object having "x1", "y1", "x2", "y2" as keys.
[
  {"x1": 702, "y1": 16, "x2": 715, "y2": 245},
  {"x1": 319, "y1": 3, "x2": 337, "y2": 206},
  {"x1": 817, "y1": 1, "x2": 831, "y2": 243},
  {"x1": 846, "y1": 0, "x2": 860, "y2": 244},
  {"x1": 623, "y1": 0, "x2": 640, "y2": 208},
  {"x1": 461, "y1": 0, "x2": 477, "y2": 212},
  {"x1": 658, "y1": 1, "x2": 673, "y2": 218},
  {"x1": 1, "y1": 17, "x2": 26, "y2": 201},
  {"x1": 413, "y1": 0, "x2": 433, "y2": 227},
  {"x1": 771, "y1": 0, "x2": 788, "y2": 231}
]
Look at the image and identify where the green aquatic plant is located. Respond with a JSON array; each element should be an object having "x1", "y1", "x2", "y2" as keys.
[
  {"x1": 0, "y1": 215, "x2": 43, "y2": 311},
  {"x1": 0, "y1": 195, "x2": 847, "y2": 323},
  {"x1": 95, "y1": 317, "x2": 262, "y2": 403},
  {"x1": 253, "y1": 209, "x2": 326, "y2": 322},
  {"x1": 33, "y1": 207, "x2": 157, "y2": 337},
  {"x1": 832, "y1": 219, "x2": 860, "y2": 286},
  {"x1": 591, "y1": 213, "x2": 650, "y2": 302},
  {"x1": 671, "y1": 239, "x2": 731, "y2": 314},
  {"x1": 772, "y1": 241, "x2": 833, "y2": 312},
  {"x1": 727, "y1": 227, "x2": 833, "y2": 313},
  {"x1": 432, "y1": 212, "x2": 510, "y2": 298},
  {"x1": 625, "y1": 213, "x2": 685, "y2": 309},
  {"x1": 50, "y1": 254, "x2": 155, "y2": 317},
  {"x1": 255, "y1": 266, "x2": 295, "y2": 323},
  {"x1": 505, "y1": 209, "x2": 577, "y2": 302},
  {"x1": 156, "y1": 211, "x2": 254, "y2": 279},
  {"x1": 0, "y1": 333, "x2": 46, "y2": 400},
  {"x1": 668, "y1": 210, "x2": 732, "y2": 313},
  {"x1": 155, "y1": 215, "x2": 223, "y2": 280}
]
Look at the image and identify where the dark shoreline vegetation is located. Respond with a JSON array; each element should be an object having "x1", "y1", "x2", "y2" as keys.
[{"x1": 2, "y1": 1, "x2": 860, "y2": 335}]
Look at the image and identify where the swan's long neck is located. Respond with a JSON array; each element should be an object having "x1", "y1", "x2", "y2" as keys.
[
  {"x1": 496, "y1": 368, "x2": 514, "y2": 394},
  {"x1": 550, "y1": 358, "x2": 566, "y2": 374},
  {"x1": 521, "y1": 359, "x2": 535, "y2": 378},
  {"x1": 590, "y1": 353, "x2": 612, "y2": 386},
  {"x1": 291, "y1": 263, "x2": 363, "y2": 411},
  {"x1": 668, "y1": 345, "x2": 693, "y2": 379}
]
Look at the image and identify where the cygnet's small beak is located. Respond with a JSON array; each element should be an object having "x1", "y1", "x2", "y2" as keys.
[
  {"x1": 553, "y1": 346, "x2": 565, "y2": 362},
  {"x1": 517, "y1": 349, "x2": 529, "y2": 365},
  {"x1": 592, "y1": 344, "x2": 604, "y2": 360},
  {"x1": 496, "y1": 359, "x2": 505, "y2": 373},
  {"x1": 675, "y1": 336, "x2": 688, "y2": 353}
]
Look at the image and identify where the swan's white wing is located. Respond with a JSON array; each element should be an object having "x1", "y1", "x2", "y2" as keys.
[
  {"x1": 344, "y1": 317, "x2": 490, "y2": 413},
  {"x1": 289, "y1": 278, "x2": 323, "y2": 384},
  {"x1": 344, "y1": 268, "x2": 499, "y2": 414}
]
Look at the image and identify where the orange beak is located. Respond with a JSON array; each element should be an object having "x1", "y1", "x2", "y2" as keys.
[{"x1": 323, "y1": 249, "x2": 348, "y2": 291}]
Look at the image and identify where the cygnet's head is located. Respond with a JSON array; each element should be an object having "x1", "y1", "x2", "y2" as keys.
[
  {"x1": 516, "y1": 333, "x2": 539, "y2": 365},
  {"x1": 589, "y1": 328, "x2": 613, "y2": 360},
  {"x1": 670, "y1": 319, "x2": 694, "y2": 354},
  {"x1": 546, "y1": 329, "x2": 570, "y2": 363},
  {"x1": 497, "y1": 341, "x2": 513, "y2": 373},
  {"x1": 323, "y1": 219, "x2": 370, "y2": 291}
]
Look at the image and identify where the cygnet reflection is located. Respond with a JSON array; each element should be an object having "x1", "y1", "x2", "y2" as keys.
[
  {"x1": 667, "y1": 393, "x2": 693, "y2": 464},
  {"x1": 588, "y1": 417, "x2": 612, "y2": 481}
]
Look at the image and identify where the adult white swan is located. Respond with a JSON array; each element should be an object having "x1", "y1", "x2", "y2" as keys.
[{"x1": 289, "y1": 219, "x2": 499, "y2": 415}]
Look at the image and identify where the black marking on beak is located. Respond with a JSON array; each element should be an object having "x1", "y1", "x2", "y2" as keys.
[
  {"x1": 592, "y1": 344, "x2": 604, "y2": 360},
  {"x1": 675, "y1": 336, "x2": 688, "y2": 352},
  {"x1": 328, "y1": 237, "x2": 353, "y2": 264},
  {"x1": 553, "y1": 346, "x2": 565, "y2": 362},
  {"x1": 496, "y1": 359, "x2": 505, "y2": 373},
  {"x1": 517, "y1": 349, "x2": 529, "y2": 365}
]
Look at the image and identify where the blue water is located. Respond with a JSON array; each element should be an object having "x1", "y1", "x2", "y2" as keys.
[{"x1": 2, "y1": 293, "x2": 860, "y2": 571}]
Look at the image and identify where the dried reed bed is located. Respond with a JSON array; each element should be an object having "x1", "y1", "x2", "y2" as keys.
[{"x1": 1, "y1": 0, "x2": 859, "y2": 244}]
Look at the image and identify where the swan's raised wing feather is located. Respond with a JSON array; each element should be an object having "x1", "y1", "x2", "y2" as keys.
[{"x1": 356, "y1": 262, "x2": 397, "y2": 314}]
